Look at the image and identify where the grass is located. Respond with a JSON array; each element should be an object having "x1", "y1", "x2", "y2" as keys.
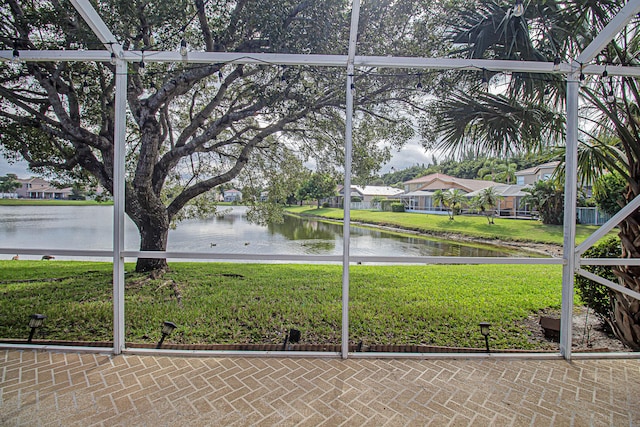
[
  {"x1": 0, "y1": 199, "x2": 112, "y2": 206},
  {"x1": 0, "y1": 260, "x2": 568, "y2": 350},
  {"x1": 286, "y1": 206, "x2": 605, "y2": 246}
]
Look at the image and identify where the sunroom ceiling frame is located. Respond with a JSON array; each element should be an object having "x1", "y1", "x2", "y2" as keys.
[{"x1": 2, "y1": 0, "x2": 639, "y2": 360}]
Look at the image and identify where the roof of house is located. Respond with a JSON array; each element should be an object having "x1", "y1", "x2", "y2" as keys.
[
  {"x1": 224, "y1": 189, "x2": 242, "y2": 194},
  {"x1": 515, "y1": 161, "x2": 560, "y2": 176},
  {"x1": 403, "y1": 173, "x2": 451, "y2": 185},
  {"x1": 465, "y1": 184, "x2": 529, "y2": 198},
  {"x1": 339, "y1": 185, "x2": 404, "y2": 197},
  {"x1": 404, "y1": 173, "x2": 498, "y2": 193},
  {"x1": 399, "y1": 190, "x2": 435, "y2": 197}
]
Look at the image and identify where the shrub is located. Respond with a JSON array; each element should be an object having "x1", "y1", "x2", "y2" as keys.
[
  {"x1": 322, "y1": 202, "x2": 330, "y2": 208},
  {"x1": 391, "y1": 203, "x2": 405, "y2": 212},
  {"x1": 380, "y1": 199, "x2": 396, "y2": 211},
  {"x1": 575, "y1": 236, "x2": 621, "y2": 328}
]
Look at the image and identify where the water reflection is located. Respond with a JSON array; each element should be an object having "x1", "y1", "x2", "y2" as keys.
[{"x1": 0, "y1": 205, "x2": 535, "y2": 259}]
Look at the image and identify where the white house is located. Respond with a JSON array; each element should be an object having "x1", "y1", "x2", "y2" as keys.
[
  {"x1": 331, "y1": 185, "x2": 404, "y2": 208},
  {"x1": 223, "y1": 189, "x2": 242, "y2": 203}
]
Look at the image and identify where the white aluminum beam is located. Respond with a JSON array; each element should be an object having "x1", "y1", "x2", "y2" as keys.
[
  {"x1": 69, "y1": 0, "x2": 123, "y2": 56},
  {"x1": 576, "y1": 193, "x2": 640, "y2": 256},
  {"x1": 560, "y1": 72, "x2": 580, "y2": 361},
  {"x1": 112, "y1": 59, "x2": 127, "y2": 355},
  {"x1": 580, "y1": 259, "x2": 640, "y2": 266},
  {"x1": 6, "y1": 50, "x2": 640, "y2": 78},
  {"x1": 341, "y1": 0, "x2": 360, "y2": 360},
  {"x1": 577, "y1": 0, "x2": 640, "y2": 65},
  {"x1": 577, "y1": 268, "x2": 640, "y2": 301}
]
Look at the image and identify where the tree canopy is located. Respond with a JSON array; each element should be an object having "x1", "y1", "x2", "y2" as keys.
[{"x1": 0, "y1": 0, "x2": 451, "y2": 272}]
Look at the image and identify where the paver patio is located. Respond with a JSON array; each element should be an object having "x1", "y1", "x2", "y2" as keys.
[{"x1": 1, "y1": 349, "x2": 639, "y2": 426}]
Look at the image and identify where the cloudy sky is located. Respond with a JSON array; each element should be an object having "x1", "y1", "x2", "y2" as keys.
[
  {"x1": 0, "y1": 156, "x2": 31, "y2": 177},
  {"x1": 380, "y1": 140, "x2": 434, "y2": 174}
]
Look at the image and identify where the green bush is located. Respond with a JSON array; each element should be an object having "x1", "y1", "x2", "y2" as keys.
[
  {"x1": 575, "y1": 236, "x2": 621, "y2": 327},
  {"x1": 391, "y1": 203, "x2": 405, "y2": 212},
  {"x1": 380, "y1": 199, "x2": 396, "y2": 211},
  {"x1": 322, "y1": 202, "x2": 330, "y2": 208}
]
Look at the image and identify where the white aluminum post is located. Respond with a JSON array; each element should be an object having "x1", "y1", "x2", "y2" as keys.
[
  {"x1": 113, "y1": 59, "x2": 127, "y2": 354},
  {"x1": 341, "y1": 0, "x2": 360, "y2": 359},
  {"x1": 560, "y1": 72, "x2": 580, "y2": 360}
]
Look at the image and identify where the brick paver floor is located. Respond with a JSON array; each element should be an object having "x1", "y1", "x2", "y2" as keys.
[{"x1": 1, "y1": 349, "x2": 639, "y2": 426}]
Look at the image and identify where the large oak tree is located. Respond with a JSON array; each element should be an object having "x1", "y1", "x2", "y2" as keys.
[{"x1": 0, "y1": 0, "x2": 448, "y2": 272}]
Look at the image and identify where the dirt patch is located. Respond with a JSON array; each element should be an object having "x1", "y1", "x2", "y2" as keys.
[{"x1": 520, "y1": 306, "x2": 628, "y2": 351}]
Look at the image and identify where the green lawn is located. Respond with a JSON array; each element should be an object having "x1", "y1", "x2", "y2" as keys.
[
  {"x1": 0, "y1": 261, "x2": 567, "y2": 350},
  {"x1": 286, "y1": 206, "x2": 605, "y2": 246}
]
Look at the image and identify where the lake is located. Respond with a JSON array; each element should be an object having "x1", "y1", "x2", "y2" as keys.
[{"x1": 0, "y1": 205, "x2": 535, "y2": 260}]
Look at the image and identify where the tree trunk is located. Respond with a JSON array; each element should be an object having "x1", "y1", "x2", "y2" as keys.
[
  {"x1": 127, "y1": 197, "x2": 171, "y2": 273},
  {"x1": 136, "y1": 223, "x2": 169, "y2": 273},
  {"x1": 612, "y1": 210, "x2": 640, "y2": 350}
]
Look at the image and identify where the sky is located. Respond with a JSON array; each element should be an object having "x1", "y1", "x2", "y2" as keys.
[{"x1": 0, "y1": 156, "x2": 32, "y2": 178}]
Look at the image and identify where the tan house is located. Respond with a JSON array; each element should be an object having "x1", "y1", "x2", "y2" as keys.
[
  {"x1": 515, "y1": 161, "x2": 559, "y2": 185},
  {"x1": 16, "y1": 177, "x2": 72, "y2": 199},
  {"x1": 399, "y1": 173, "x2": 499, "y2": 212},
  {"x1": 464, "y1": 184, "x2": 531, "y2": 217}
]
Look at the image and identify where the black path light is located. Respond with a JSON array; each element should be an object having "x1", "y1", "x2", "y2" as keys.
[
  {"x1": 156, "y1": 321, "x2": 177, "y2": 349},
  {"x1": 479, "y1": 322, "x2": 491, "y2": 352},
  {"x1": 27, "y1": 314, "x2": 46, "y2": 343},
  {"x1": 282, "y1": 328, "x2": 301, "y2": 351}
]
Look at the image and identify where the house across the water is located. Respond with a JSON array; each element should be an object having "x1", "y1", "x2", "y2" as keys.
[{"x1": 16, "y1": 178, "x2": 72, "y2": 200}]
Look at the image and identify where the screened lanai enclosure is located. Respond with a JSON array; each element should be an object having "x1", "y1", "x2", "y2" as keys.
[{"x1": 1, "y1": 0, "x2": 640, "y2": 360}]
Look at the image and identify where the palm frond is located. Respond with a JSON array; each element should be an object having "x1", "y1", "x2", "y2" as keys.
[{"x1": 432, "y1": 90, "x2": 563, "y2": 158}]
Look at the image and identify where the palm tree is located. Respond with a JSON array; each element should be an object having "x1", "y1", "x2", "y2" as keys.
[
  {"x1": 433, "y1": 0, "x2": 640, "y2": 349},
  {"x1": 521, "y1": 180, "x2": 564, "y2": 225},
  {"x1": 432, "y1": 189, "x2": 452, "y2": 219},
  {"x1": 448, "y1": 189, "x2": 467, "y2": 218},
  {"x1": 476, "y1": 187, "x2": 503, "y2": 224}
]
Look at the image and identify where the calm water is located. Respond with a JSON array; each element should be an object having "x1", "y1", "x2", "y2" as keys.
[{"x1": 0, "y1": 205, "x2": 533, "y2": 260}]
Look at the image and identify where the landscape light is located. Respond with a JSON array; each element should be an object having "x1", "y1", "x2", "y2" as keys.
[
  {"x1": 282, "y1": 328, "x2": 301, "y2": 350},
  {"x1": 553, "y1": 57, "x2": 561, "y2": 72},
  {"x1": 479, "y1": 322, "x2": 491, "y2": 352},
  {"x1": 156, "y1": 321, "x2": 177, "y2": 348},
  {"x1": 28, "y1": 314, "x2": 46, "y2": 343}
]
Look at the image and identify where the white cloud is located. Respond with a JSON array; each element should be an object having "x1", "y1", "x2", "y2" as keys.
[
  {"x1": 380, "y1": 140, "x2": 435, "y2": 174},
  {"x1": 0, "y1": 156, "x2": 32, "y2": 178}
]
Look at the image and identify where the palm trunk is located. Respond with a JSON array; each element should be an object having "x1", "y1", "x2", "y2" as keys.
[{"x1": 612, "y1": 211, "x2": 640, "y2": 350}]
